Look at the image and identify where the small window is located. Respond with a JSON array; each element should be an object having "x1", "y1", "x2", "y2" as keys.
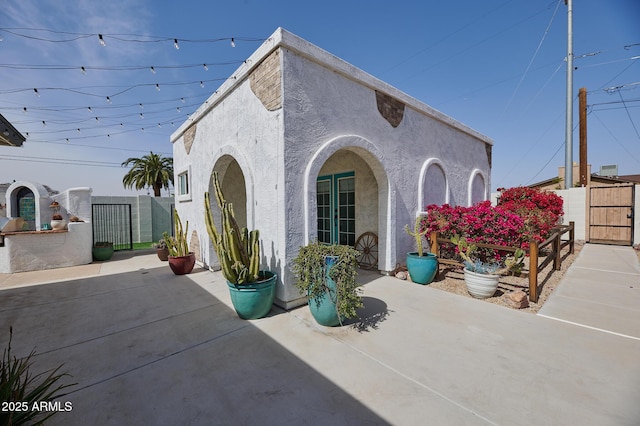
[
  {"x1": 178, "y1": 172, "x2": 189, "y2": 196},
  {"x1": 177, "y1": 166, "x2": 192, "y2": 202}
]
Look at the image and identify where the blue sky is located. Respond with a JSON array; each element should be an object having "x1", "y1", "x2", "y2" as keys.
[{"x1": 1, "y1": 0, "x2": 638, "y2": 196}]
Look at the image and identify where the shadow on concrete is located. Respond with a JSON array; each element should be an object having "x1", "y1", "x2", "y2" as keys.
[
  {"x1": 0, "y1": 267, "x2": 388, "y2": 425},
  {"x1": 344, "y1": 297, "x2": 391, "y2": 333}
]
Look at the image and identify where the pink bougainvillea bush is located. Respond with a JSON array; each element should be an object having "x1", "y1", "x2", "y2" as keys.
[
  {"x1": 421, "y1": 187, "x2": 564, "y2": 264},
  {"x1": 496, "y1": 186, "x2": 564, "y2": 242}
]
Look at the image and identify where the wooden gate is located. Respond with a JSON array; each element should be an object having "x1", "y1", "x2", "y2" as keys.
[{"x1": 589, "y1": 184, "x2": 635, "y2": 246}]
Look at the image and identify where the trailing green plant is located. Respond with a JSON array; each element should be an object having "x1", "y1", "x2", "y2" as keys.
[
  {"x1": 292, "y1": 241, "x2": 363, "y2": 321},
  {"x1": 163, "y1": 209, "x2": 190, "y2": 257},
  {"x1": 404, "y1": 215, "x2": 430, "y2": 256},
  {"x1": 204, "y1": 172, "x2": 260, "y2": 285},
  {"x1": 452, "y1": 234, "x2": 525, "y2": 275},
  {"x1": 1, "y1": 327, "x2": 76, "y2": 426}
]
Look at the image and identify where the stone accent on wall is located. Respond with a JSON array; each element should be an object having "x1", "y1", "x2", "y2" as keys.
[
  {"x1": 485, "y1": 144, "x2": 492, "y2": 168},
  {"x1": 249, "y1": 49, "x2": 282, "y2": 111},
  {"x1": 375, "y1": 90, "x2": 405, "y2": 128},
  {"x1": 189, "y1": 230, "x2": 201, "y2": 261},
  {"x1": 183, "y1": 124, "x2": 197, "y2": 155}
]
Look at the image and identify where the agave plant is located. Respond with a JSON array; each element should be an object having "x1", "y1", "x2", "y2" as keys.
[{"x1": 1, "y1": 327, "x2": 76, "y2": 425}]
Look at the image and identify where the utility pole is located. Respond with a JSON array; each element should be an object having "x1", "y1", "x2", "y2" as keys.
[
  {"x1": 564, "y1": 0, "x2": 574, "y2": 189},
  {"x1": 579, "y1": 87, "x2": 588, "y2": 186}
]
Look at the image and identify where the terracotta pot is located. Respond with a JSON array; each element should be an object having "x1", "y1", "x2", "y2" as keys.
[
  {"x1": 156, "y1": 248, "x2": 169, "y2": 261},
  {"x1": 168, "y1": 253, "x2": 196, "y2": 275}
]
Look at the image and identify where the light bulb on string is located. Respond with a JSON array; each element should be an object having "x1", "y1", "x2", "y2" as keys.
[
  {"x1": 22, "y1": 107, "x2": 27, "y2": 113},
  {"x1": 200, "y1": 81, "x2": 204, "y2": 88},
  {"x1": 95, "y1": 117, "x2": 99, "y2": 122},
  {"x1": 156, "y1": 83, "x2": 160, "y2": 91},
  {"x1": 177, "y1": 107, "x2": 181, "y2": 112},
  {"x1": 203, "y1": 64, "x2": 208, "y2": 71},
  {"x1": 139, "y1": 103, "x2": 143, "y2": 109},
  {"x1": 174, "y1": 39, "x2": 179, "y2": 50},
  {"x1": 65, "y1": 138, "x2": 69, "y2": 143},
  {"x1": 180, "y1": 97, "x2": 185, "y2": 103},
  {"x1": 88, "y1": 106, "x2": 92, "y2": 112},
  {"x1": 106, "y1": 96, "x2": 111, "y2": 104},
  {"x1": 33, "y1": 88, "x2": 39, "y2": 97},
  {"x1": 77, "y1": 128, "x2": 81, "y2": 133},
  {"x1": 140, "y1": 113, "x2": 144, "y2": 119},
  {"x1": 81, "y1": 66, "x2": 87, "y2": 74},
  {"x1": 157, "y1": 123, "x2": 162, "y2": 128},
  {"x1": 42, "y1": 121, "x2": 46, "y2": 127},
  {"x1": 230, "y1": 38, "x2": 235, "y2": 48},
  {"x1": 98, "y1": 34, "x2": 105, "y2": 47},
  {"x1": 150, "y1": 66, "x2": 156, "y2": 74}
]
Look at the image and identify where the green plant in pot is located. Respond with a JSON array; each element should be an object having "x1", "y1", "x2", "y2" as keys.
[
  {"x1": 163, "y1": 209, "x2": 196, "y2": 275},
  {"x1": 292, "y1": 241, "x2": 363, "y2": 326},
  {"x1": 204, "y1": 171, "x2": 276, "y2": 320},
  {"x1": 452, "y1": 234, "x2": 525, "y2": 299},
  {"x1": 404, "y1": 215, "x2": 438, "y2": 284},
  {"x1": 153, "y1": 238, "x2": 169, "y2": 261}
]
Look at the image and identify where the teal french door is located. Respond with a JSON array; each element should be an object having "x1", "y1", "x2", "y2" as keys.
[{"x1": 317, "y1": 172, "x2": 355, "y2": 246}]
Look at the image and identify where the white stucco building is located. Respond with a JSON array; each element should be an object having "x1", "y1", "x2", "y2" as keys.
[{"x1": 171, "y1": 28, "x2": 493, "y2": 308}]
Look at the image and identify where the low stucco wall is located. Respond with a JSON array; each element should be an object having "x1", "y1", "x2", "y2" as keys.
[{"x1": 0, "y1": 222, "x2": 92, "y2": 273}]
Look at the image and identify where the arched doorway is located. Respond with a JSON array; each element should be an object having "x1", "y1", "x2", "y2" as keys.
[
  {"x1": 304, "y1": 135, "x2": 392, "y2": 271},
  {"x1": 208, "y1": 155, "x2": 249, "y2": 269}
]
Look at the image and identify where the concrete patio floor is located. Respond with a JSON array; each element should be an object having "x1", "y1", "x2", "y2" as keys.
[{"x1": 0, "y1": 244, "x2": 639, "y2": 425}]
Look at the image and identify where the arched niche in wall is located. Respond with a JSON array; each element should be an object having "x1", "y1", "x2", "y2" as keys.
[
  {"x1": 5, "y1": 181, "x2": 50, "y2": 231},
  {"x1": 419, "y1": 158, "x2": 449, "y2": 209},
  {"x1": 468, "y1": 169, "x2": 487, "y2": 206}
]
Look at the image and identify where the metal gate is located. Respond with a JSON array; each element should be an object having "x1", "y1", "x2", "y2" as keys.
[
  {"x1": 589, "y1": 184, "x2": 634, "y2": 246},
  {"x1": 92, "y1": 204, "x2": 133, "y2": 251}
]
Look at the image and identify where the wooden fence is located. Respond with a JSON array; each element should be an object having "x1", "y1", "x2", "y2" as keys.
[{"x1": 429, "y1": 222, "x2": 575, "y2": 303}]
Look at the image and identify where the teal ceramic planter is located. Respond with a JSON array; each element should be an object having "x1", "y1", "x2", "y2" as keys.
[
  {"x1": 92, "y1": 243, "x2": 114, "y2": 261},
  {"x1": 227, "y1": 271, "x2": 277, "y2": 320},
  {"x1": 406, "y1": 252, "x2": 438, "y2": 285},
  {"x1": 308, "y1": 256, "x2": 344, "y2": 327}
]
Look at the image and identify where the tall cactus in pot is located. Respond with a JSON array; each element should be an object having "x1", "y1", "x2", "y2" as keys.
[{"x1": 204, "y1": 171, "x2": 260, "y2": 285}]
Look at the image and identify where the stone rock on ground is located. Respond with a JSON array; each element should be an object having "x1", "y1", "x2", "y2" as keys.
[{"x1": 505, "y1": 290, "x2": 529, "y2": 309}]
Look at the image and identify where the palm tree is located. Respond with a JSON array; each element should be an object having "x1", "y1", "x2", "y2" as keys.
[{"x1": 121, "y1": 151, "x2": 173, "y2": 197}]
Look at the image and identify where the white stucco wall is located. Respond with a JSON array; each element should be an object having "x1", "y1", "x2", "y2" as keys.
[
  {"x1": 171, "y1": 70, "x2": 284, "y2": 283},
  {"x1": 552, "y1": 187, "x2": 587, "y2": 241},
  {"x1": 172, "y1": 28, "x2": 492, "y2": 308},
  {"x1": 0, "y1": 222, "x2": 92, "y2": 273}
]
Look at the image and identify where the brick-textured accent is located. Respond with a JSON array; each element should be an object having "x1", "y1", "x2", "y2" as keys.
[
  {"x1": 375, "y1": 90, "x2": 405, "y2": 128},
  {"x1": 249, "y1": 49, "x2": 282, "y2": 111},
  {"x1": 189, "y1": 230, "x2": 201, "y2": 260},
  {"x1": 184, "y1": 124, "x2": 196, "y2": 154}
]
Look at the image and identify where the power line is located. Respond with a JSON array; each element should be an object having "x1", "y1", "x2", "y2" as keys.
[
  {"x1": 590, "y1": 110, "x2": 640, "y2": 165},
  {"x1": 0, "y1": 154, "x2": 123, "y2": 168}
]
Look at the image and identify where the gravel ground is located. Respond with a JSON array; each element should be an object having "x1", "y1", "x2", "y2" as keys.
[{"x1": 403, "y1": 241, "x2": 585, "y2": 314}]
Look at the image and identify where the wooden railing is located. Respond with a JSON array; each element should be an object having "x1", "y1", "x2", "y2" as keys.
[{"x1": 429, "y1": 221, "x2": 575, "y2": 303}]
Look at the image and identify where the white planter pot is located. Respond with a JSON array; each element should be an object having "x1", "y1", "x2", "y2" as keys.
[
  {"x1": 464, "y1": 269, "x2": 499, "y2": 299},
  {"x1": 50, "y1": 219, "x2": 67, "y2": 230}
]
